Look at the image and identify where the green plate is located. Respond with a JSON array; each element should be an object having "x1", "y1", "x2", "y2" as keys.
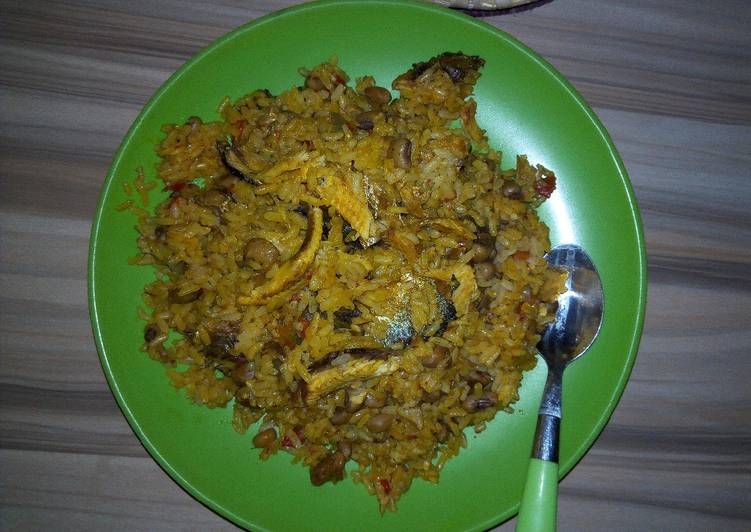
[{"x1": 88, "y1": 1, "x2": 646, "y2": 530}]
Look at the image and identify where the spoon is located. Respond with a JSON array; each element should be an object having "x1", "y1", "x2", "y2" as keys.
[{"x1": 516, "y1": 243, "x2": 604, "y2": 532}]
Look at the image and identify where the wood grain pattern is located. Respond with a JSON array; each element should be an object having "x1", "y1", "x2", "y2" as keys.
[{"x1": 1, "y1": 1, "x2": 750, "y2": 530}]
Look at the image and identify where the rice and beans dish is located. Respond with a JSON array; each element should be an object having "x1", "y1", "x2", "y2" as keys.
[{"x1": 126, "y1": 52, "x2": 563, "y2": 511}]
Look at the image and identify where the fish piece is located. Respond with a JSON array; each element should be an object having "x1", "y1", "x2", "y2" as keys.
[
  {"x1": 393, "y1": 52, "x2": 485, "y2": 110},
  {"x1": 238, "y1": 207, "x2": 323, "y2": 305},
  {"x1": 382, "y1": 310, "x2": 416, "y2": 348},
  {"x1": 316, "y1": 172, "x2": 376, "y2": 246},
  {"x1": 451, "y1": 264, "x2": 479, "y2": 316},
  {"x1": 408, "y1": 277, "x2": 456, "y2": 340},
  {"x1": 256, "y1": 151, "x2": 312, "y2": 183},
  {"x1": 219, "y1": 143, "x2": 313, "y2": 186},
  {"x1": 308, "y1": 347, "x2": 394, "y2": 371},
  {"x1": 362, "y1": 274, "x2": 457, "y2": 347},
  {"x1": 385, "y1": 229, "x2": 418, "y2": 263},
  {"x1": 394, "y1": 52, "x2": 484, "y2": 90},
  {"x1": 217, "y1": 141, "x2": 261, "y2": 184},
  {"x1": 423, "y1": 218, "x2": 474, "y2": 241},
  {"x1": 419, "y1": 291, "x2": 456, "y2": 339},
  {"x1": 305, "y1": 355, "x2": 401, "y2": 404},
  {"x1": 460, "y1": 100, "x2": 485, "y2": 144},
  {"x1": 423, "y1": 264, "x2": 478, "y2": 317}
]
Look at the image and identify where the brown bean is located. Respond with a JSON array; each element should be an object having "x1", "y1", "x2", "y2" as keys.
[
  {"x1": 463, "y1": 393, "x2": 497, "y2": 413},
  {"x1": 355, "y1": 111, "x2": 377, "y2": 131},
  {"x1": 252, "y1": 428, "x2": 277, "y2": 448},
  {"x1": 364, "y1": 86, "x2": 392, "y2": 107},
  {"x1": 305, "y1": 75, "x2": 325, "y2": 91},
  {"x1": 244, "y1": 238, "x2": 280, "y2": 269},
  {"x1": 472, "y1": 231, "x2": 497, "y2": 265},
  {"x1": 144, "y1": 324, "x2": 159, "y2": 343},
  {"x1": 330, "y1": 407, "x2": 351, "y2": 426},
  {"x1": 470, "y1": 243, "x2": 493, "y2": 264},
  {"x1": 231, "y1": 360, "x2": 255, "y2": 383},
  {"x1": 364, "y1": 392, "x2": 386, "y2": 409},
  {"x1": 501, "y1": 181, "x2": 523, "y2": 199},
  {"x1": 367, "y1": 413, "x2": 394, "y2": 432},
  {"x1": 470, "y1": 243, "x2": 493, "y2": 263},
  {"x1": 421, "y1": 345, "x2": 449, "y2": 368},
  {"x1": 154, "y1": 225, "x2": 167, "y2": 241},
  {"x1": 466, "y1": 369, "x2": 492, "y2": 388},
  {"x1": 235, "y1": 386, "x2": 252, "y2": 406},
  {"x1": 338, "y1": 440, "x2": 352, "y2": 460},
  {"x1": 169, "y1": 287, "x2": 203, "y2": 304},
  {"x1": 310, "y1": 451, "x2": 347, "y2": 486},
  {"x1": 442, "y1": 63, "x2": 464, "y2": 82},
  {"x1": 206, "y1": 331, "x2": 236, "y2": 359},
  {"x1": 474, "y1": 262, "x2": 495, "y2": 283},
  {"x1": 389, "y1": 138, "x2": 412, "y2": 170}
]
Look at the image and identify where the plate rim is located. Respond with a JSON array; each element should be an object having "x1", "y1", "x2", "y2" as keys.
[{"x1": 87, "y1": 1, "x2": 647, "y2": 529}]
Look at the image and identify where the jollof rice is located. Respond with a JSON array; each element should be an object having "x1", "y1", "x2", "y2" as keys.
[{"x1": 130, "y1": 52, "x2": 563, "y2": 512}]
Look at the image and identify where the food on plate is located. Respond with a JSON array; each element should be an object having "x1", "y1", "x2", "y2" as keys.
[{"x1": 129, "y1": 52, "x2": 563, "y2": 512}]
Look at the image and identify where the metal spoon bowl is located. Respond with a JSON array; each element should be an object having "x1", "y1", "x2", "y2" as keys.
[{"x1": 516, "y1": 244, "x2": 604, "y2": 532}]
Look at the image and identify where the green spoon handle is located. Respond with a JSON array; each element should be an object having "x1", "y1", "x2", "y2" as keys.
[
  {"x1": 516, "y1": 457, "x2": 559, "y2": 531},
  {"x1": 517, "y1": 367, "x2": 563, "y2": 532}
]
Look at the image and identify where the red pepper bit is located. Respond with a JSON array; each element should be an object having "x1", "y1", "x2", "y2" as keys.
[
  {"x1": 164, "y1": 181, "x2": 187, "y2": 193},
  {"x1": 235, "y1": 119, "x2": 247, "y2": 138},
  {"x1": 534, "y1": 173, "x2": 556, "y2": 198},
  {"x1": 513, "y1": 250, "x2": 530, "y2": 262},
  {"x1": 281, "y1": 427, "x2": 305, "y2": 448},
  {"x1": 379, "y1": 479, "x2": 392, "y2": 494}
]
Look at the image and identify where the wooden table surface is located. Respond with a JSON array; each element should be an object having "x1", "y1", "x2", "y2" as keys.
[{"x1": 1, "y1": 1, "x2": 750, "y2": 530}]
